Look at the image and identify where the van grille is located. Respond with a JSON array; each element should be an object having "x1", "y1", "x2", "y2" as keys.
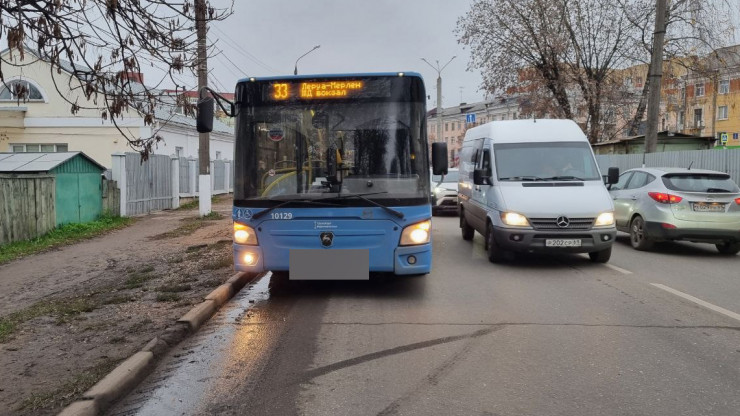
[{"x1": 529, "y1": 217, "x2": 595, "y2": 231}]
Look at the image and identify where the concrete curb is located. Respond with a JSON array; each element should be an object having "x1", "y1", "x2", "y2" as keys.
[{"x1": 58, "y1": 271, "x2": 257, "y2": 416}]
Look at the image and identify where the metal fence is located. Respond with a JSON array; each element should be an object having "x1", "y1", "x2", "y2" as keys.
[
  {"x1": 111, "y1": 153, "x2": 233, "y2": 217},
  {"x1": 595, "y1": 148, "x2": 740, "y2": 184}
]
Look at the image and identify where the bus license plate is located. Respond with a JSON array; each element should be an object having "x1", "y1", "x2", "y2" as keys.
[
  {"x1": 545, "y1": 239, "x2": 582, "y2": 247},
  {"x1": 289, "y1": 249, "x2": 369, "y2": 280}
]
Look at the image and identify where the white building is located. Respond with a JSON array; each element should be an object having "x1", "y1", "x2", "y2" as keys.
[{"x1": 0, "y1": 48, "x2": 233, "y2": 168}]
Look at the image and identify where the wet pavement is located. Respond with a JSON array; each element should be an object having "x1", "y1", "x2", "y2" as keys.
[{"x1": 110, "y1": 216, "x2": 740, "y2": 416}]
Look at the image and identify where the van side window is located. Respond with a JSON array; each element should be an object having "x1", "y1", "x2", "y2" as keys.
[
  {"x1": 471, "y1": 149, "x2": 479, "y2": 163},
  {"x1": 481, "y1": 149, "x2": 491, "y2": 174}
]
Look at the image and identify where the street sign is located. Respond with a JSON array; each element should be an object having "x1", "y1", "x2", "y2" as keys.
[
  {"x1": 721, "y1": 133, "x2": 728, "y2": 145},
  {"x1": 465, "y1": 113, "x2": 476, "y2": 124}
]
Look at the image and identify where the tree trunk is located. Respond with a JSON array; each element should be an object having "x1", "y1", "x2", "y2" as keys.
[{"x1": 628, "y1": 64, "x2": 651, "y2": 136}]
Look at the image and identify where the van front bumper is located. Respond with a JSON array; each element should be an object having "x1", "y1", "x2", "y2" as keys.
[{"x1": 492, "y1": 226, "x2": 616, "y2": 253}]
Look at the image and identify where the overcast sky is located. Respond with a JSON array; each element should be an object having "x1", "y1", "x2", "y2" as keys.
[{"x1": 200, "y1": 0, "x2": 484, "y2": 109}]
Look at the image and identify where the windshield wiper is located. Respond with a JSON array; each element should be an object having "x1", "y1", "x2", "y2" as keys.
[
  {"x1": 541, "y1": 175, "x2": 585, "y2": 181},
  {"x1": 320, "y1": 192, "x2": 405, "y2": 219},
  {"x1": 499, "y1": 176, "x2": 545, "y2": 181},
  {"x1": 252, "y1": 199, "x2": 344, "y2": 220}
]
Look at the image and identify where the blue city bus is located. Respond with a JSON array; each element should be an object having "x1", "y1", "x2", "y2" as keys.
[{"x1": 197, "y1": 72, "x2": 448, "y2": 279}]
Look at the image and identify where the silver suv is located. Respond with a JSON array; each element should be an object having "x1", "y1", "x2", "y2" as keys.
[
  {"x1": 431, "y1": 168, "x2": 459, "y2": 216},
  {"x1": 608, "y1": 167, "x2": 740, "y2": 254}
]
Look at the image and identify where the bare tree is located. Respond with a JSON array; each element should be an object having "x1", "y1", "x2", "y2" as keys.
[
  {"x1": 619, "y1": 0, "x2": 738, "y2": 135},
  {"x1": 0, "y1": 0, "x2": 233, "y2": 157},
  {"x1": 457, "y1": 0, "x2": 634, "y2": 143}
]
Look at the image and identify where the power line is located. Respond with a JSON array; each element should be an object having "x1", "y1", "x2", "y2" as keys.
[{"x1": 212, "y1": 25, "x2": 281, "y2": 73}]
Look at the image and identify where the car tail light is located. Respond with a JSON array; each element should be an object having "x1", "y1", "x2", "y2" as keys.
[
  {"x1": 735, "y1": 197, "x2": 740, "y2": 205},
  {"x1": 648, "y1": 192, "x2": 683, "y2": 204}
]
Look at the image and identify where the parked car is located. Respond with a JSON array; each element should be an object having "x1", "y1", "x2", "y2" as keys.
[
  {"x1": 431, "y1": 168, "x2": 459, "y2": 215},
  {"x1": 458, "y1": 119, "x2": 617, "y2": 263},
  {"x1": 608, "y1": 167, "x2": 740, "y2": 254}
]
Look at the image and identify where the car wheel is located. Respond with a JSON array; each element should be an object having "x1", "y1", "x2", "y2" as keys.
[
  {"x1": 588, "y1": 247, "x2": 612, "y2": 263},
  {"x1": 486, "y1": 223, "x2": 503, "y2": 263},
  {"x1": 460, "y1": 211, "x2": 474, "y2": 241},
  {"x1": 630, "y1": 216, "x2": 653, "y2": 251},
  {"x1": 715, "y1": 242, "x2": 740, "y2": 255}
]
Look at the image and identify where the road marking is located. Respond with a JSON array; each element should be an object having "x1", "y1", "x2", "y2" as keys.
[
  {"x1": 651, "y1": 283, "x2": 740, "y2": 323},
  {"x1": 604, "y1": 263, "x2": 632, "y2": 275}
]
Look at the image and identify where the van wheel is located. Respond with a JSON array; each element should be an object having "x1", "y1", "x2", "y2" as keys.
[
  {"x1": 486, "y1": 224, "x2": 504, "y2": 263},
  {"x1": 588, "y1": 247, "x2": 612, "y2": 263},
  {"x1": 461, "y1": 212, "x2": 474, "y2": 241},
  {"x1": 629, "y1": 216, "x2": 653, "y2": 251},
  {"x1": 716, "y1": 242, "x2": 740, "y2": 255}
]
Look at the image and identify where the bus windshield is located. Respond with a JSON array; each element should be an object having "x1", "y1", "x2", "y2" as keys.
[{"x1": 234, "y1": 91, "x2": 428, "y2": 205}]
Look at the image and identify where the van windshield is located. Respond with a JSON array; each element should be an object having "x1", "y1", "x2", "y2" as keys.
[{"x1": 494, "y1": 142, "x2": 601, "y2": 181}]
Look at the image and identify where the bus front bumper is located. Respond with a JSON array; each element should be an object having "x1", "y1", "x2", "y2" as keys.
[{"x1": 233, "y1": 244, "x2": 432, "y2": 275}]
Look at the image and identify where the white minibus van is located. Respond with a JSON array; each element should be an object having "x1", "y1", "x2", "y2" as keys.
[{"x1": 458, "y1": 119, "x2": 617, "y2": 263}]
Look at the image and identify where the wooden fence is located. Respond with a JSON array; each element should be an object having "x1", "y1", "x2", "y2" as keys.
[{"x1": 0, "y1": 174, "x2": 56, "y2": 245}]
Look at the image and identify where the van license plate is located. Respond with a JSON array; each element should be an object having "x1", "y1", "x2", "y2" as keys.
[{"x1": 546, "y1": 239, "x2": 582, "y2": 247}]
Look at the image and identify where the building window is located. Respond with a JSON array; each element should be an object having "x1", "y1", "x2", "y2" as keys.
[
  {"x1": 680, "y1": 87, "x2": 686, "y2": 100},
  {"x1": 718, "y1": 105, "x2": 728, "y2": 120},
  {"x1": 694, "y1": 108, "x2": 703, "y2": 127},
  {"x1": 719, "y1": 79, "x2": 730, "y2": 95},
  {"x1": 457, "y1": 122, "x2": 461, "y2": 130},
  {"x1": 175, "y1": 146, "x2": 184, "y2": 158},
  {"x1": 445, "y1": 122, "x2": 449, "y2": 132},
  {"x1": 678, "y1": 111, "x2": 684, "y2": 129},
  {"x1": 10, "y1": 143, "x2": 68, "y2": 152},
  {"x1": 215, "y1": 151, "x2": 222, "y2": 160},
  {"x1": 695, "y1": 83, "x2": 705, "y2": 97},
  {"x1": 0, "y1": 79, "x2": 46, "y2": 101}
]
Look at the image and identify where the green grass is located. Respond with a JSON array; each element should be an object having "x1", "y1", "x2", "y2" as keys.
[
  {"x1": 0, "y1": 296, "x2": 99, "y2": 343},
  {"x1": 0, "y1": 215, "x2": 133, "y2": 265},
  {"x1": 149, "y1": 213, "x2": 223, "y2": 240},
  {"x1": 177, "y1": 200, "x2": 199, "y2": 210},
  {"x1": 17, "y1": 358, "x2": 121, "y2": 412}
]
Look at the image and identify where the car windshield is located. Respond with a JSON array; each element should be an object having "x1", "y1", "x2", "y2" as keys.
[
  {"x1": 494, "y1": 141, "x2": 601, "y2": 181},
  {"x1": 432, "y1": 171, "x2": 459, "y2": 183},
  {"x1": 662, "y1": 173, "x2": 740, "y2": 192}
]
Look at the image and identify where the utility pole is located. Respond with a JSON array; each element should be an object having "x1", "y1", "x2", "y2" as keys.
[
  {"x1": 421, "y1": 56, "x2": 456, "y2": 143},
  {"x1": 196, "y1": 0, "x2": 211, "y2": 216},
  {"x1": 645, "y1": 0, "x2": 667, "y2": 154}
]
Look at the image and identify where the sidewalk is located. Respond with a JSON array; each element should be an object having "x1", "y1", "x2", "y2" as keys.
[{"x1": 0, "y1": 196, "x2": 236, "y2": 415}]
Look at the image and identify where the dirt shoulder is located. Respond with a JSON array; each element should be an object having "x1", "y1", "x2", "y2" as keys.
[{"x1": 0, "y1": 196, "x2": 236, "y2": 415}]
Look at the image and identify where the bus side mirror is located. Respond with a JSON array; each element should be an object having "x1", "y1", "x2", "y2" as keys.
[
  {"x1": 431, "y1": 142, "x2": 448, "y2": 175},
  {"x1": 607, "y1": 167, "x2": 619, "y2": 185},
  {"x1": 196, "y1": 97, "x2": 214, "y2": 133}
]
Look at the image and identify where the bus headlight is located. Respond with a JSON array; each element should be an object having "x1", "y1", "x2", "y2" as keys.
[
  {"x1": 234, "y1": 223, "x2": 258, "y2": 245},
  {"x1": 400, "y1": 220, "x2": 431, "y2": 246},
  {"x1": 594, "y1": 212, "x2": 615, "y2": 227},
  {"x1": 501, "y1": 212, "x2": 530, "y2": 227}
]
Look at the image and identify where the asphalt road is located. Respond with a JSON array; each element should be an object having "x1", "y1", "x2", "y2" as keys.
[{"x1": 110, "y1": 216, "x2": 740, "y2": 416}]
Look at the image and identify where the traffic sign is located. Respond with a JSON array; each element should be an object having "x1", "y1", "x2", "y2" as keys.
[
  {"x1": 721, "y1": 133, "x2": 728, "y2": 145},
  {"x1": 465, "y1": 113, "x2": 476, "y2": 124}
]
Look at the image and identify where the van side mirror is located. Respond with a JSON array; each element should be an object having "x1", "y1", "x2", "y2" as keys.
[
  {"x1": 474, "y1": 169, "x2": 491, "y2": 186},
  {"x1": 196, "y1": 97, "x2": 214, "y2": 133},
  {"x1": 607, "y1": 167, "x2": 619, "y2": 185},
  {"x1": 431, "y1": 142, "x2": 448, "y2": 175}
]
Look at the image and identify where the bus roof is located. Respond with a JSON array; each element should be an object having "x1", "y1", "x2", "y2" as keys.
[{"x1": 237, "y1": 72, "x2": 423, "y2": 84}]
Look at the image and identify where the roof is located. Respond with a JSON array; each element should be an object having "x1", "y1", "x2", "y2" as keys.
[
  {"x1": 464, "y1": 119, "x2": 587, "y2": 144},
  {"x1": 427, "y1": 97, "x2": 519, "y2": 119},
  {"x1": 238, "y1": 72, "x2": 423, "y2": 83},
  {"x1": 625, "y1": 167, "x2": 727, "y2": 175},
  {"x1": 593, "y1": 131, "x2": 716, "y2": 146},
  {"x1": 0, "y1": 152, "x2": 105, "y2": 173}
]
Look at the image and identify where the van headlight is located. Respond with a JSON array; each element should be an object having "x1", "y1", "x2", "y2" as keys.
[
  {"x1": 501, "y1": 212, "x2": 530, "y2": 227},
  {"x1": 234, "y1": 223, "x2": 258, "y2": 245},
  {"x1": 400, "y1": 220, "x2": 431, "y2": 245},
  {"x1": 594, "y1": 212, "x2": 615, "y2": 227}
]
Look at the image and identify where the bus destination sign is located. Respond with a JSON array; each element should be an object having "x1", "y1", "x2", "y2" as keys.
[{"x1": 271, "y1": 80, "x2": 365, "y2": 100}]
